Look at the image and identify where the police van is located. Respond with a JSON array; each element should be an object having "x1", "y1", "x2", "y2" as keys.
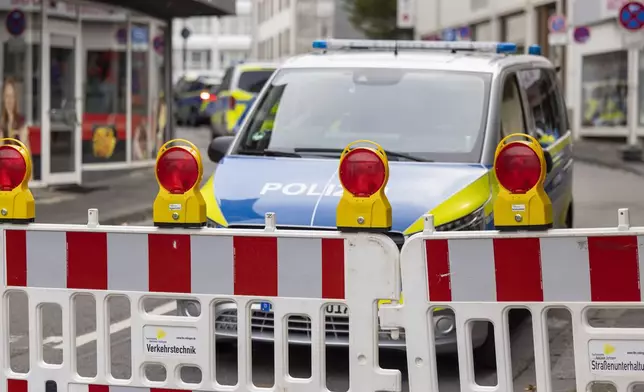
[
  {"x1": 210, "y1": 62, "x2": 277, "y2": 139},
  {"x1": 186, "y1": 39, "x2": 574, "y2": 366}
]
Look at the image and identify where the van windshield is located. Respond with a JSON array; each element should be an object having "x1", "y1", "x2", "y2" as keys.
[{"x1": 236, "y1": 67, "x2": 492, "y2": 162}]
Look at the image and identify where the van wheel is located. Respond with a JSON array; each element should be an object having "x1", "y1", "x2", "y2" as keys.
[
  {"x1": 474, "y1": 309, "x2": 530, "y2": 369},
  {"x1": 474, "y1": 323, "x2": 496, "y2": 369}
]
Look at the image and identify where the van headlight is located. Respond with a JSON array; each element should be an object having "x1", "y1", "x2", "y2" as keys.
[{"x1": 435, "y1": 207, "x2": 487, "y2": 231}]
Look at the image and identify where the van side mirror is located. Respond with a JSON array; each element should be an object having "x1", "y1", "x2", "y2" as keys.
[{"x1": 208, "y1": 136, "x2": 235, "y2": 163}]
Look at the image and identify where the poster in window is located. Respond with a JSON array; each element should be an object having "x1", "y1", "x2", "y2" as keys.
[{"x1": 0, "y1": 76, "x2": 39, "y2": 180}]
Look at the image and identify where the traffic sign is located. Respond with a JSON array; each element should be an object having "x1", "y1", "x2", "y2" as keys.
[
  {"x1": 153, "y1": 35, "x2": 164, "y2": 55},
  {"x1": 619, "y1": 1, "x2": 644, "y2": 31},
  {"x1": 397, "y1": 0, "x2": 415, "y2": 28},
  {"x1": 6, "y1": 9, "x2": 25, "y2": 37},
  {"x1": 459, "y1": 26, "x2": 471, "y2": 40},
  {"x1": 548, "y1": 14, "x2": 567, "y2": 33},
  {"x1": 442, "y1": 29, "x2": 456, "y2": 41},
  {"x1": 574, "y1": 26, "x2": 591, "y2": 43},
  {"x1": 181, "y1": 27, "x2": 191, "y2": 40}
]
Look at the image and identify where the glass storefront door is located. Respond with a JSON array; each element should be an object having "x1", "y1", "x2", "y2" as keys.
[{"x1": 45, "y1": 26, "x2": 81, "y2": 184}]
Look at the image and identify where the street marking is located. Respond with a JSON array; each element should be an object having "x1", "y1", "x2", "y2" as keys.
[{"x1": 44, "y1": 301, "x2": 178, "y2": 349}]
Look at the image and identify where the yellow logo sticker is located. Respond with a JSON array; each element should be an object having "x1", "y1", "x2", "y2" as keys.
[
  {"x1": 156, "y1": 329, "x2": 166, "y2": 340},
  {"x1": 604, "y1": 343, "x2": 615, "y2": 355},
  {"x1": 92, "y1": 126, "x2": 117, "y2": 158}
]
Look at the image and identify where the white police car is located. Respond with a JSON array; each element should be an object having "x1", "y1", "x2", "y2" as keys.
[{"x1": 181, "y1": 39, "x2": 574, "y2": 367}]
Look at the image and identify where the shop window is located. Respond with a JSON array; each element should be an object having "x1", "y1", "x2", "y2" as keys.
[
  {"x1": 1, "y1": 10, "x2": 42, "y2": 181},
  {"x1": 132, "y1": 23, "x2": 150, "y2": 161},
  {"x1": 500, "y1": 74, "x2": 526, "y2": 137},
  {"x1": 518, "y1": 68, "x2": 564, "y2": 141},
  {"x1": 150, "y1": 25, "x2": 169, "y2": 156},
  {"x1": 581, "y1": 51, "x2": 627, "y2": 128},
  {"x1": 82, "y1": 19, "x2": 128, "y2": 164}
]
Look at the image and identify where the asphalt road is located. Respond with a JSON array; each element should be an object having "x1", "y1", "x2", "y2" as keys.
[{"x1": 9, "y1": 127, "x2": 644, "y2": 392}]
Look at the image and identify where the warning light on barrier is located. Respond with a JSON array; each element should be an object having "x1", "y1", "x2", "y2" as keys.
[
  {"x1": 153, "y1": 139, "x2": 206, "y2": 228},
  {"x1": 0, "y1": 138, "x2": 34, "y2": 223},
  {"x1": 493, "y1": 133, "x2": 552, "y2": 231},
  {"x1": 336, "y1": 140, "x2": 392, "y2": 232}
]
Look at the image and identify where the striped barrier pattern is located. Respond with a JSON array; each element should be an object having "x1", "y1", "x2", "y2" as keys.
[
  {"x1": 380, "y1": 213, "x2": 644, "y2": 392},
  {"x1": 1, "y1": 220, "x2": 402, "y2": 392},
  {"x1": 3, "y1": 229, "x2": 346, "y2": 298}
]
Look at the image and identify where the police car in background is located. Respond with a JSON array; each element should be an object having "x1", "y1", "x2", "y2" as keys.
[
  {"x1": 183, "y1": 39, "x2": 574, "y2": 366},
  {"x1": 210, "y1": 62, "x2": 278, "y2": 139},
  {"x1": 173, "y1": 75, "x2": 221, "y2": 126}
]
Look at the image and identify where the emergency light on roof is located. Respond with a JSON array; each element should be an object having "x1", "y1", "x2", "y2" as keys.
[
  {"x1": 528, "y1": 44, "x2": 542, "y2": 55},
  {"x1": 312, "y1": 39, "x2": 518, "y2": 54}
]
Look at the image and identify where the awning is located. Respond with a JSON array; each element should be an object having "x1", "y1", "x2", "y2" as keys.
[{"x1": 90, "y1": 0, "x2": 236, "y2": 19}]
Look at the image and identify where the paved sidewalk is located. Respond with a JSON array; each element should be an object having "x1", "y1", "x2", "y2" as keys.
[
  {"x1": 30, "y1": 127, "x2": 216, "y2": 225},
  {"x1": 32, "y1": 167, "x2": 158, "y2": 225},
  {"x1": 573, "y1": 137, "x2": 644, "y2": 176}
]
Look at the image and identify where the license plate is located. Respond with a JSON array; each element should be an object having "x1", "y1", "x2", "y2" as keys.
[
  {"x1": 259, "y1": 302, "x2": 348, "y2": 315},
  {"x1": 325, "y1": 304, "x2": 348, "y2": 315}
]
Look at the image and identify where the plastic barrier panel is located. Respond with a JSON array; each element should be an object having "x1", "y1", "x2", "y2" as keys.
[
  {"x1": 1, "y1": 211, "x2": 401, "y2": 392},
  {"x1": 381, "y1": 211, "x2": 644, "y2": 392}
]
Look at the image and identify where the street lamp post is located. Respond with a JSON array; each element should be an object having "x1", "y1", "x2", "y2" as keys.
[{"x1": 181, "y1": 25, "x2": 191, "y2": 75}]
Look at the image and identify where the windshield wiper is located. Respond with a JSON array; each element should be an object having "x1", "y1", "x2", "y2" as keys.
[
  {"x1": 293, "y1": 147, "x2": 432, "y2": 162},
  {"x1": 237, "y1": 148, "x2": 302, "y2": 158}
]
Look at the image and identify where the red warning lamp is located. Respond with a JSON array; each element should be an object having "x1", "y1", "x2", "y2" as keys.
[
  {"x1": 339, "y1": 148, "x2": 386, "y2": 197},
  {"x1": 153, "y1": 138, "x2": 206, "y2": 227},
  {"x1": 0, "y1": 145, "x2": 27, "y2": 191},
  {"x1": 492, "y1": 133, "x2": 552, "y2": 230},
  {"x1": 494, "y1": 143, "x2": 542, "y2": 194},
  {"x1": 0, "y1": 138, "x2": 34, "y2": 223},
  {"x1": 336, "y1": 140, "x2": 392, "y2": 231},
  {"x1": 156, "y1": 147, "x2": 199, "y2": 194}
]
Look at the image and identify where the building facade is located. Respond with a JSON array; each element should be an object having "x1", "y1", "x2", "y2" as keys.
[
  {"x1": 252, "y1": 0, "x2": 364, "y2": 61},
  {"x1": 0, "y1": 0, "x2": 232, "y2": 187},
  {"x1": 565, "y1": 0, "x2": 637, "y2": 139},
  {"x1": 172, "y1": 0, "x2": 252, "y2": 82},
  {"x1": 414, "y1": 0, "x2": 569, "y2": 123}
]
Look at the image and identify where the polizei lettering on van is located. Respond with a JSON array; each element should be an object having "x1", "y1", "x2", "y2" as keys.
[{"x1": 260, "y1": 182, "x2": 390, "y2": 196}]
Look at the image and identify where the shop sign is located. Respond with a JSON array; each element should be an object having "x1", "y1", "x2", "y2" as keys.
[{"x1": 116, "y1": 26, "x2": 149, "y2": 45}]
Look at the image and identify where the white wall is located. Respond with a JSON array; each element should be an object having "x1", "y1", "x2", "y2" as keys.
[{"x1": 256, "y1": 8, "x2": 292, "y2": 42}]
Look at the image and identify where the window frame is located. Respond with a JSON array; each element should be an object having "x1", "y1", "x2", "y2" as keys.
[
  {"x1": 518, "y1": 66, "x2": 565, "y2": 140},
  {"x1": 498, "y1": 71, "x2": 528, "y2": 139}
]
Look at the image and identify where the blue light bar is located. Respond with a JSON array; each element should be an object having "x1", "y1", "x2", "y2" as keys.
[
  {"x1": 528, "y1": 44, "x2": 542, "y2": 55},
  {"x1": 311, "y1": 39, "x2": 517, "y2": 54},
  {"x1": 312, "y1": 40, "x2": 328, "y2": 49}
]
